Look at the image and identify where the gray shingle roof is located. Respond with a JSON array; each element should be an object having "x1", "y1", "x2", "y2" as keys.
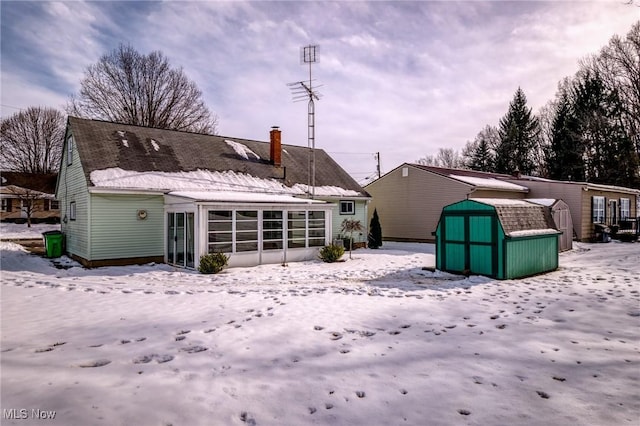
[
  {"x1": 67, "y1": 117, "x2": 369, "y2": 197},
  {"x1": 469, "y1": 199, "x2": 556, "y2": 234}
]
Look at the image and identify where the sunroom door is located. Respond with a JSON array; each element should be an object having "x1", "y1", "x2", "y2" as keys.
[{"x1": 167, "y1": 212, "x2": 195, "y2": 268}]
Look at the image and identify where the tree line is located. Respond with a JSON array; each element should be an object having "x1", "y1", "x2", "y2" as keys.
[{"x1": 417, "y1": 21, "x2": 640, "y2": 189}]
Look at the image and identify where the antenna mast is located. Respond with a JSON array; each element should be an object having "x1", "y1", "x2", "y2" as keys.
[{"x1": 288, "y1": 44, "x2": 320, "y2": 199}]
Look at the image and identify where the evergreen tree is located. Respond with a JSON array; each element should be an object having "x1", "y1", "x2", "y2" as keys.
[
  {"x1": 495, "y1": 88, "x2": 541, "y2": 175},
  {"x1": 546, "y1": 90, "x2": 584, "y2": 181},
  {"x1": 368, "y1": 209, "x2": 383, "y2": 249},
  {"x1": 466, "y1": 125, "x2": 497, "y2": 172},
  {"x1": 570, "y1": 71, "x2": 637, "y2": 186}
]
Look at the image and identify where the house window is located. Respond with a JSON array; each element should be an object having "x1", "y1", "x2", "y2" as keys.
[
  {"x1": 308, "y1": 211, "x2": 326, "y2": 247},
  {"x1": 51, "y1": 200, "x2": 60, "y2": 210},
  {"x1": 592, "y1": 196, "x2": 605, "y2": 223},
  {"x1": 69, "y1": 201, "x2": 76, "y2": 220},
  {"x1": 288, "y1": 211, "x2": 307, "y2": 248},
  {"x1": 340, "y1": 200, "x2": 355, "y2": 215},
  {"x1": 44, "y1": 199, "x2": 50, "y2": 211},
  {"x1": 208, "y1": 210, "x2": 232, "y2": 253},
  {"x1": 287, "y1": 211, "x2": 326, "y2": 248},
  {"x1": 1, "y1": 198, "x2": 9, "y2": 212},
  {"x1": 208, "y1": 210, "x2": 261, "y2": 253},
  {"x1": 620, "y1": 198, "x2": 630, "y2": 221},
  {"x1": 263, "y1": 210, "x2": 283, "y2": 250},
  {"x1": 67, "y1": 135, "x2": 74, "y2": 166},
  {"x1": 402, "y1": 167, "x2": 409, "y2": 177},
  {"x1": 235, "y1": 210, "x2": 258, "y2": 252}
]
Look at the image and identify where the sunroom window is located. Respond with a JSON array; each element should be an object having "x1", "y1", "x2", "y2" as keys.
[{"x1": 263, "y1": 210, "x2": 283, "y2": 250}]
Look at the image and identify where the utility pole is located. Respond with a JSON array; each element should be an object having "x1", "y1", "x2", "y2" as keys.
[{"x1": 375, "y1": 152, "x2": 381, "y2": 178}]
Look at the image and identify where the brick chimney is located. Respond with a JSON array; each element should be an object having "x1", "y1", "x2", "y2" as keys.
[{"x1": 270, "y1": 126, "x2": 282, "y2": 167}]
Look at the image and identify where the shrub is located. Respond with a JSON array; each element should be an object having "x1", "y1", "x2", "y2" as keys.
[
  {"x1": 198, "y1": 252, "x2": 229, "y2": 274},
  {"x1": 368, "y1": 208, "x2": 382, "y2": 249},
  {"x1": 319, "y1": 244, "x2": 345, "y2": 263}
]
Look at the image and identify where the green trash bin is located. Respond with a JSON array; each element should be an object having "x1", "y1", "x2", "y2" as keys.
[{"x1": 42, "y1": 230, "x2": 63, "y2": 258}]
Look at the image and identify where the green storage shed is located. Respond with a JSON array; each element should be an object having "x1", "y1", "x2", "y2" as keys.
[{"x1": 434, "y1": 199, "x2": 561, "y2": 279}]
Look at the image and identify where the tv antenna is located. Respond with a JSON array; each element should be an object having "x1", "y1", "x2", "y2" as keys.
[{"x1": 288, "y1": 44, "x2": 321, "y2": 199}]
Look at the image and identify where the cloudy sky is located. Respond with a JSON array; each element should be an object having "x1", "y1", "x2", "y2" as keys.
[{"x1": 1, "y1": 1, "x2": 638, "y2": 182}]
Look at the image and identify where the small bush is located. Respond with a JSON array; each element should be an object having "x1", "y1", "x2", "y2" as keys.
[
  {"x1": 198, "y1": 252, "x2": 229, "y2": 274},
  {"x1": 319, "y1": 244, "x2": 345, "y2": 263}
]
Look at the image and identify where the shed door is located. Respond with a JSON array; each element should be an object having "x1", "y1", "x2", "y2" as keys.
[{"x1": 441, "y1": 212, "x2": 497, "y2": 277}]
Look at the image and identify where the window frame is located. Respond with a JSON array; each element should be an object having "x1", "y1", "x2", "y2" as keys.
[
  {"x1": 620, "y1": 198, "x2": 630, "y2": 221},
  {"x1": 339, "y1": 200, "x2": 355, "y2": 215},
  {"x1": 592, "y1": 196, "x2": 605, "y2": 223},
  {"x1": 69, "y1": 201, "x2": 76, "y2": 221},
  {"x1": 67, "y1": 135, "x2": 74, "y2": 166}
]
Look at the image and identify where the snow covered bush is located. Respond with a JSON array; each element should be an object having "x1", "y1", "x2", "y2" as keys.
[
  {"x1": 198, "y1": 252, "x2": 229, "y2": 274},
  {"x1": 319, "y1": 244, "x2": 345, "y2": 263}
]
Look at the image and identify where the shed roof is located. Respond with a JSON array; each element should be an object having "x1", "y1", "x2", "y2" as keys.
[
  {"x1": 468, "y1": 198, "x2": 558, "y2": 236},
  {"x1": 66, "y1": 117, "x2": 369, "y2": 198}
]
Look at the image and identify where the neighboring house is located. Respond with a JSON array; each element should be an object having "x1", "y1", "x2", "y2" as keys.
[
  {"x1": 0, "y1": 172, "x2": 60, "y2": 223},
  {"x1": 364, "y1": 164, "x2": 529, "y2": 242},
  {"x1": 56, "y1": 117, "x2": 370, "y2": 268},
  {"x1": 505, "y1": 177, "x2": 639, "y2": 242}
]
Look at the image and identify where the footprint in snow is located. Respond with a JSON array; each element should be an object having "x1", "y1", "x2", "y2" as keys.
[
  {"x1": 536, "y1": 391, "x2": 550, "y2": 399},
  {"x1": 133, "y1": 354, "x2": 173, "y2": 364},
  {"x1": 329, "y1": 332, "x2": 343, "y2": 341},
  {"x1": 181, "y1": 345, "x2": 208, "y2": 354},
  {"x1": 77, "y1": 359, "x2": 111, "y2": 368},
  {"x1": 239, "y1": 411, "x2": 256, "y2": 425}
]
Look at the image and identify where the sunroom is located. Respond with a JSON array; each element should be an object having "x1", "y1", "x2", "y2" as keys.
[{"x1": 164, "y1": 191, "x2": 334, "y2": 269}]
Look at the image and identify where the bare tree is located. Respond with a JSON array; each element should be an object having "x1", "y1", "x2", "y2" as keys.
[
  {"x1": 5, "y1": 186, "x2": 49, "y2": 227},
  {"x1": 1, "y1": 107, "x2": 65, "y2": 173},
  {"x1": 417, "y1": 148, "x2": 463, "y2": 168},
  {"x1": 68, "y1": 44, "x2": 218, "y2": 134}
]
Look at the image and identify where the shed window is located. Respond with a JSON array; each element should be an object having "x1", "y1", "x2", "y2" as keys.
[
  {"x1": 67, "y1": 135, "x2": 74, "y2": 166},
  {"x1": 620, "y1": 198, "x2": 630, "y2": 220},
  {"x1": 1, "y1": 198, "x2": 10, "y2": 212},
  {"x1": 51, "y1": 200, "x2": 59, "y2": 210},
  {"x1": 592, "y1": 196, "x2": 605, "y2": 223},
  {"x1": 339, "y1": 200, "x2": 355, "y2": 215},
  {"x1": 69, "y1": 201, "x2": 76, "y2": 221},
  {"x1": 44, "y1": 199, "x2": 50, "y2": 211}
]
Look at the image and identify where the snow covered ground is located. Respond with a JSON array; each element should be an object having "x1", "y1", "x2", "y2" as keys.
[{"x1": 1, "y1": 231, "x2": 639, "y2": 426}]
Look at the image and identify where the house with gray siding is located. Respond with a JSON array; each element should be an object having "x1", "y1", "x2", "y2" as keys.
[
  {"x1": 56, "y1": 117, "x2": 370, "y2": 268},
  {"x1": 366, "y1": 163, "x2": 639, "y2": 244},
  {"x1": 364, "y1": 164, "x2": 529, "y2": 242},
  {"x1": 504, "y1": 177, "x2": 639, "y2": 242}
]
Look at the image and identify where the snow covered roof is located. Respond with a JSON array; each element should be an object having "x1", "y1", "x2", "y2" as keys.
[
  {"x1": 168, "y1": 191, "x2": 327, "y2": 204},
  {"x1": 526, "y1": 198, "x2": 557, "y2": 207},
  {"x1": 89, "y1": 168, "x2": 362, "y2": 199},
  {"x1": 67, "y1": 117, "x2": 369, "y2": 198},
  {"x1": 468, "y1": 198, "x2": 531, "y2": 206},
  {"x1": 449, "y1": 175, "x2": 528, "y2": 192}
]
